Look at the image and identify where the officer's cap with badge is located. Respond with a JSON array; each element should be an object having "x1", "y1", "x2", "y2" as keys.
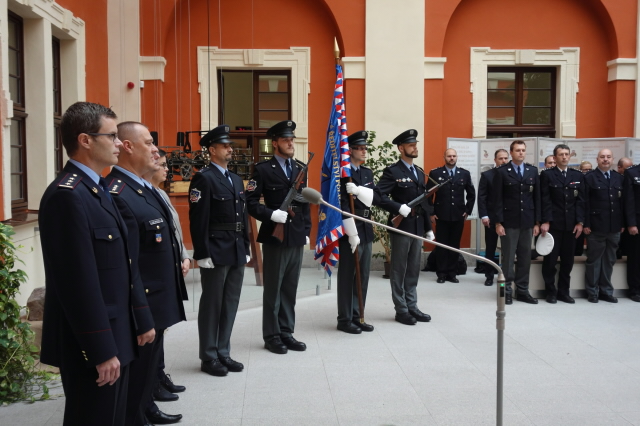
[
  {"x1": 200, "y1": 124, "x2": 232, "y2": 149},
  {"x1": 392, "y1": 129, "x2": 419, "y2": 145},
  {"x1": 267, "y1": 120, "x2": 296, "y2": 140},
  {"x1": 347, "y1": 130, "x2": 369, "y2": 147}
]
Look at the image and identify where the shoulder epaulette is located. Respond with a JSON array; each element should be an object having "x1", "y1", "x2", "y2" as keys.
[
  {"x1": 458, "y1": 166, "x2": 467, "y2": 171},
  {"x1": 584, "y1": 169, "x2": 595, "y2": 175},
  {"x1": 525, "y1": 162, "x2": 535, "y2": 167},
  {"x1": 628, "y1": 164, "x2": 640, "y2": 170},
  {"x1": 497, "y1": 163, "x2": 510, "y2": 169},
  {"x1": 388, "y1": 162, "x2": 400, "y2": 169},
  {"x1": 360, "y1": 164, "x2": 371, "y2": 170},
  {"x1": 256, "y1": 159, "x2": 270, "y2": 165},
  {"x1": 58, "y1": 173, "x2": 82, "y2": 189},
  {"x1": 196, "y1": 165, "x2": 211, "y2": 174},
  {"x1": 430, "y1": 166, "x2": 441, "y2": 171},
  {"x1": 108, "y1": 179, "x2": 126, "y2": 195},
  {"x1": 612, "y1": 169, "x2": 622, "y2": 176}
]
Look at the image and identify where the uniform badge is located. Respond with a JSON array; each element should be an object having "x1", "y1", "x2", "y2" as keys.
[
  {"x1": 149, "y1": 218, "x2": 163, "y2": 225},
  {"x1": 619, "y1": 191, "x2": 622, "y2": 197},
  {"x1": 155, "y1": 233, "x2": 162, "y2": 243},
  {"x1": 246, "y1": 180, "x2": 257, "y2": 192},
  {"x1": 574, "y1": 190, "x2": 578, "y2": 197},
  {"x1": 92, "y1": 187, "x2": 98, "y2": 194},
  {"x1": 529, "y1": 186, "x2": 534, "y2": 192},
  {"x1": 190, "y1": 188, "x2": 202, "y2": 202}
]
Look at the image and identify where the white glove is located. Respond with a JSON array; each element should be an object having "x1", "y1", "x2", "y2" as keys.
[
  {"x1": 347, "y1": 183, "x2": 374, "y2": 207},
  {"x1": 198, "y1": 258, "x2": 214, "y2": 268},
  {"x1": 346, "y1": 182, "x2": 360, "y2": 196},
  {"x1": 306, "y1": 236, "x2": 310, "y2": 245},
  {"x1": 426, "y1": 231, "x2": 435, "y2": 241},
  {"x1": 271, "y1": 209, "x2": 288, "y2": 223},
  {"x1": 246, "y1": 255, "x2": 251, "y2": 264},
  {"x1": 399, "y1": 204, "x2": 411, "y2": 217},
  {"x1": 342, "y1": 218, "x2": 360, "y2": 253}
]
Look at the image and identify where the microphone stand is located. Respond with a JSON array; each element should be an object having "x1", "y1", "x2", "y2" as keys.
[{"x1": 307, "y1": 190, "x2": 506, "y2": 426}]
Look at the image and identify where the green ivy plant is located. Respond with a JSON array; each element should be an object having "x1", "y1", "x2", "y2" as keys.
[
  {"x1": 0, "y1": 223, "x2": 53, "y2": 404},
  {"x1": 365, "y1": 131, "x2": 399, "y2": 263}
]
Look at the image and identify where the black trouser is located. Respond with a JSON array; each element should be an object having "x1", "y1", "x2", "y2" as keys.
[
  {"x1": 626, "y1": 233, "x2": 640, "y2": 297},
  {"x1": 337, "y1": 238, "x2": 372, "y2": 325},
  {"x1": 541, "y1": 229, "x2": 577, "y2": 297},
  {"x1": 434, "y1": 219, "x2": 464, "y2": 278},
  {"x1": 484, "y1": 224, "x2": 498, "y2": 279}
]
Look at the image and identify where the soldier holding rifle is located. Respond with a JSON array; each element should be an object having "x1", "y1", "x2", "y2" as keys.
[{"x1": 246, "y1": 121, "x2": 312, "y2": 354}]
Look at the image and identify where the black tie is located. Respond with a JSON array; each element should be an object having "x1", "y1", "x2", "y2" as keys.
[
  {"x1": 285, "y1": 160, "x2": 292, "y2": 180},
  {"x1": 517, "y1": 166, "x2": 522, "y2": 178},
  {"x1": 99, "y1": 177, "x2": 113, "y2": 202},
  {"x1": 450, "y1": 170, "x2": 454, "y2": 178},
  {"x1": 605, "y1": 172, "x2": 610, "y2": 180},
  {"x1": 225, "y1": 170, "x2": 234, "y2": 187},
  {"x1": 410, "y1": 166, "x2": 417, "y2": 180},
  {"x1": 562, "y1": 170, "x2": 566, "y2": 179}
]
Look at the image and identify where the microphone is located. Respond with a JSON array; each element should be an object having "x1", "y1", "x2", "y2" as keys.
[{"x1": 301, "y1": 187, "x2": 323, "y2": 204}]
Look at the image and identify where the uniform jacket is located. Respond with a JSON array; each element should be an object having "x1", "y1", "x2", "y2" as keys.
[
  {"x1": 188, "y1": 165, "x2": 250, "y2": 265},
  {"x1": 377, "y1": 160, "x2": 433, "y2": 236},
  {"x1": 427, "y1": 166, "x2": 476, "y2": 221},
  {"x1": 158, "y1": 189, "x2": 189, "y2": 261},
  {"x1": 492, "y1": 161, "x2": 541, "y2": 229},
  {"x1": 584, "y1": 169, "x2": 624, "y2": 233},
  {"x1": 339, "y1": 165, "x2": 390, "y2": 244},
  {"x1": 39, "y1": 162, "x2": 149, "y2": 369},
  {"x1": 478, "y1": 167, "x2": 496, "y2": 219},
  {"x1": 246, "y1": 157, "x2": 311, "y2": 247},
  {"x1": 107, "y1": 168, "x2": 187, "y2": 331},
  {"x1": 540, "y1": 167, "x2": 585, "y2": 231},
  {"x1": 623, "y1": 164, "x2": 640, "y2": 227}
]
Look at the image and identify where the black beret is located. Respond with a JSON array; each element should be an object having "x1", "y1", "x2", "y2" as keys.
[
  {"x1": 392, "y1": 129, "x2": 419, "y2": 145},
  {"x1": 347, "y1": 130, "x2": 369, "y2": 147},
  {"x1": 266, "y1": 120, "x2": 296, "y2": 139},
  {"x1": 200, "y1": 124, "x2": 232, "y2": 148}
]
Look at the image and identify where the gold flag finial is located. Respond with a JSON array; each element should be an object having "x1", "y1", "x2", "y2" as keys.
[{"x1": 334, "y1": 37, "x2": 340, "y2": 61}]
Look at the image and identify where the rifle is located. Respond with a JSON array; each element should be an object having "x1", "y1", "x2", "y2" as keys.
[
  {"x1": 272, "y1": 152, "x2": 315, "y2": 243},
  {"x1": 391, "y1": 178, "x2": 451, "y2": 228}
]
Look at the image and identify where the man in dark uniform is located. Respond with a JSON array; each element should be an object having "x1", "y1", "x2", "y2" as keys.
[
  {"x1": 337, "y1": 130, "x2": 390, "y2": 334},
  {"x1": 427, "y1": 148, "x2": 476, "y2": 283},
  {"x1": 478, "y1": 149, "x2": 509, "y2": 286},
  {"x1": 39, "y1": 102, "x2": 155, "y2": 425},
  {"x1": 492, "y1": 140, "x2": 541, "y2": 305},
  {"x1": 189, "y1": 125, "x2": 250, "y2": 374},
  {"x1": 623, "y1": 163, "x2": 640, "y2": 302},
  {"x1": 583, "y1": 149, "x2": 624, "y2": 303},
  {"x1": 378, "y1": 129, "x2": 435, "y2": 325},
  {"x1": 539, "y1": 144, "x2": 585, "y2": 304},
  {"x1": 246, "y1": 120, "x2": 311, "y2": 354},
  {"x1": 108, "y1": 121, "x2": 187, "y2": 425}
]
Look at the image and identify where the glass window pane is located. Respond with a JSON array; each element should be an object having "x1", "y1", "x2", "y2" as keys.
[
  {"x1": 11, "y1": 175, "x2": 22, "y2": 201},
  {"x1": 487, "y1": 90, "x2": 515, "y2": 107},
  {"x1": 258, "y1": 75, "x2": 287, "y2": 92},
  {"x1": 487, "y1": 108, "x2": 515, "y2": 125},
  {"x1": 487, "y1": 72, "x2": 515, "y2": 90},
  {"x1": 9, "y1": 50, "x2": 19, "y2": 76},
  {"x1": 523, "y1": 90, "x2": 551, "y2": 107},
  {"x1": 524, "y1": 72, "x2": 551, "y2": 89},
  {"x1": 8, "y1": 20, "x2": 16, "y2": 48},
  {"x1": 11, "y1": 146, "x2": 21, "y2": 172},
  {"x1": 259, "y1": 93, "x2": 288, "y2": 110},
  {"x1": 9, "y1": 77, "x2": 19, "y2": 103},
  {"x1": 221, "y1": 71, "x2": 253, "y2": 130},
  {"x1": 259, "y1": 138, "x2": 273, "y2": 155},
  {"x1": 522, "y1": 108, "x2": 551, "y2": 125},
  {"x1": 10, "y1": 119, "x2": 21, "y2": 146},
  {"x1": 258, "y1": 111, "x2": 288, "y2": 128}
]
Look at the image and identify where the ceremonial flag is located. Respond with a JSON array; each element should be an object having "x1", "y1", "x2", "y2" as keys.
[{"x1": 314, "y1": 64, "x2": 351, "y2": 275}]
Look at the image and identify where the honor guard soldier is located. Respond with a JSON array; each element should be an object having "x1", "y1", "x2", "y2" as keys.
[
  {"x1": 246, "y1": 120, "x2": 312, "y2": 354},
  {"x1": 39, "y1": 102, "x2": 155, "y2": 426},
  {"x1": 378, "y1": 129, "x2": 435, "y2": 326},
  {"x1": 478, "y1": 149, "x2": 509, "y2": 286},
  {"x1": 108, "y1": 121, "x2": 187, "y2": 425},
  {"x1": 189, "y1": 125, "x2": 250, "y2": 376},
  {"x1": 427, "y1": 148, "x2": 476, "y2": 283},
  {"x1": 539, "y1": 144, "x2": 585, "y2": 304},
  {"x1": 583, "y1": 149, "x2": 624, "y2": 303},
  {"x1": 623, "y1": 163, "x2": 640, "y2": 302},
  {"x1": 492, "y1": 140, "x2": 541, "y2": 305},
  {"x1": 337, "y1": 131, "x2": 392, "y2": 334}
]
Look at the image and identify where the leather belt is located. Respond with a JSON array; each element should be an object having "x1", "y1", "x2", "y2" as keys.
[
  {"x1": 210, "y1": 222, "x2": 244, "y2": 231},
  {"x1": 354, "y1": 209, "x2": 370, "y2": 218}
]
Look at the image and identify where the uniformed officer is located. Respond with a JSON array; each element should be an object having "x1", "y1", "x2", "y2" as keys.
[
  {"x1": 478, "y1": 149, "x2": 509, "y2": 286},
  {"x1": 583, "y1": 149, "x2": 624, "y2": 303},
  {"x1": 337, "y1": 130, "x2": 391, "y2": 334},
  {"x1": 378, "y1": 129, "x2": 435, "y2": 325},
  {"x1": 427, "y1": 148, "x2": 476, "y2": 283},
  {"x1": 623, "y1": 163, "x2": 640, "y2": 303},
  {"x1": 539, "y1": 144, "x2": 585, "y2": 304},
  {"x1": 246, "y1": 120, "x2": 311, "y2": 354},
  {"x1": 108, "y1": 121, "x2": 187, "y2": 425},
  {"x1": 39, "y1": 102, "x2": 155, "y2": 425},
  {"x1": 189, "y1": 125, "x2": 250, "y2": 375},
  {"x1": 492, "y1": 140, "x2": 541, "y2": 305}
]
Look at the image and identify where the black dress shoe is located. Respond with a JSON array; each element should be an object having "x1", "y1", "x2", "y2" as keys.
[
  {"x1": 159, "y1": 372, "x2": 185, "y2": 393},
  {"x1": 352, "y1": 320, "x2": 374, "y2": 332},
  {"x1": 219, "y1": 356, "x2": 244, "y2": 372},
  {"x1": 436, "y1": 278, "x2": 445, "y2": 284},
  {"x1": 153, "y1": 383, "x2": 178, "y2": 401},
  {"x1": 201, "y1": 359, "x2": 228, "y2": 376},
  {"x1": 447, "y1": 277, "x2": 459, "y2": 283},
  {"x1": 409, "y1": 310, "x2": 431, "y2": 322},
  {"x1": 505, "y1": 295, "x2": 513, "y2": 305},
  {"x1": 484, "y1": 278, "x2": 493, "y2": 286},
  {"x1": 517, "y1": 293, "x2": 538, "y2": 304},
  {"x1": 587, "y1": 295, "x2": 599, "y2": 303},
  {"x1": 395, "y1": 312, "x2": 417, "y2": 325},
  {"x1": 264, "y1": 336, "x2": 288, "y2": 354},
  {"x1": 599, "y1": 294, "x2": 618, "y2": 303},
  {"x1": 630, "y1": 294, "x2": 640, "y2": 302},
  {"x1": 557, "y1": 294, "x2": 575, "y2": 304},
  {"x1": 145, "y1": 409, "x2": 183, "y2": 425},
  {"x1": 337, "y1": 323, "x2": 362, "y2": 334},
  {"x1": 281, "y1": 336, "x2": 307, "y2": 351},
  {"x1": 546, "y1": 295, "x2": 557, "y2": 304}
]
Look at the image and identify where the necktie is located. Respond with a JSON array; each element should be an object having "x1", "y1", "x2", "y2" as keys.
[
  {"x1": 562, "y1": 170, "x2": 567, "y2": 179},
  {"x1": 517, "y1": 166, "x2": 522, "y2": 178},
  {"x1": 285, "y1": 160, "x2": 292, "y2": 180},
  {"x1": 99, "y1": 177, "x2": 113, "y2": 202},
  {"x1": 605, "y1": 172, "x2": 610, "y2": 180},
  {"x1": 225, "y1": 170, "x2": 234, "y2": 187},
  {"x1": 410, "y1": 166, "x2": 417, "y2": 180},
  {"x1": 450, "y1": 170, "x2": 454, "y2": 178}
]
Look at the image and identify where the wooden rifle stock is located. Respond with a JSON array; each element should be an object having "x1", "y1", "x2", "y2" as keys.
[{"x1": 390, "y1": 178, "x2": 451, "y2": 228}]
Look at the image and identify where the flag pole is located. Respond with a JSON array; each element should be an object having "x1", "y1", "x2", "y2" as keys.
[{"x1": 335, "y1": 38, "x2": 366, "y2": 324}]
